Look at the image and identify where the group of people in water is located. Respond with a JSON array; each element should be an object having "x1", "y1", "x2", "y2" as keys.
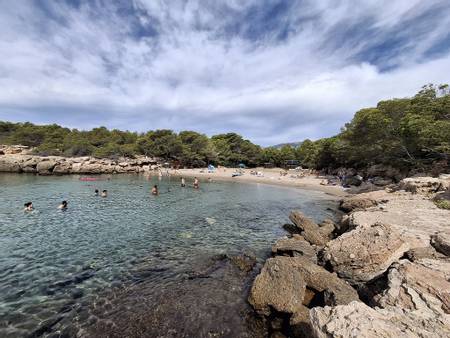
[
  {"x1": 23, "y1": 176, "x2": 205, "y2": 211},
  {"x1": 151, "y1": 176, "x2": 200, "y2": 195}
]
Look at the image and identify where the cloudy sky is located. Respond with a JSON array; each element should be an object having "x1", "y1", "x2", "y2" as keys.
[{"x1": 0, "y1": 0, "x2": 450, "y2": 145}]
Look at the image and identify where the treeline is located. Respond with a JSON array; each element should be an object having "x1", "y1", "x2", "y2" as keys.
[{"x1": 0, "y1": 84, "x2": 449, "y2": 171}]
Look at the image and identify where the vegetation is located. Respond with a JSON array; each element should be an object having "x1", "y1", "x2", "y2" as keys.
[
  {"x1": 0, "y1": 84, "x2": 449, "y2": 172},
  {"x1": 434, "y1": 200, "x2": 450, "y2": 210}
]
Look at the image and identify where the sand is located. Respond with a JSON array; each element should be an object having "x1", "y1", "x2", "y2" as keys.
[{"x1": 163, "y1": 167, "x2": 348, "y2": 197}]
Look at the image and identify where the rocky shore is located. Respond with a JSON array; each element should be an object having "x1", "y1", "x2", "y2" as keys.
[{"x1": 248, "y1": 176, "x2": 450, "y2": 337}]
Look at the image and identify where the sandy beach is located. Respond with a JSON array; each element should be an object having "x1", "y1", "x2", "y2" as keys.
[{"x1": 168, "y1": 167, "x2": 348, "y2": 196}]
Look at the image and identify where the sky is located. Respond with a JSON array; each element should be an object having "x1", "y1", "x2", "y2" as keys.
[{"x1": 0, "y1": 0, "x2": 450, "y2": 146}]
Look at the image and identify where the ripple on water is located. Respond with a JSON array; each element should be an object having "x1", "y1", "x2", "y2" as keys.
[{"x1": 0, "y1": 173, "x2": 338, "y2": 337}]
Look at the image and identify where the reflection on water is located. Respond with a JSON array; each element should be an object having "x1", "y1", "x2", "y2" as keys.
[{"x1": 0, "y1": 173, "x2": 338, "y2": 337}]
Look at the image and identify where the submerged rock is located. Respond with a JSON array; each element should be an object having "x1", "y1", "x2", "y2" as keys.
[{"x1": 323, "y1": 223, "x2": 409, "y2": 284}]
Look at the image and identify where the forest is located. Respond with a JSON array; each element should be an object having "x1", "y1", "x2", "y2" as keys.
[{"x1": 1, "y1": 84, "x2": 449, "y2": 172}]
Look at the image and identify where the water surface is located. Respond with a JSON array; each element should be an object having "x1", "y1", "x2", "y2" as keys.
[{"x1": 0, "y1": 173, "x2": 337, "y2": 337}]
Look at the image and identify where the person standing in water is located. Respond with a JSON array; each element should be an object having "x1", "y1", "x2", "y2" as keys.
[
  {"x1": 193, "y1": 177, "x2": 199, "y2": 189},
  {"x1": 101, "y1": 190, "x2": 107, "y2": 197},
  {"x1": 23, "y1": 202, "x2": 34, "y2": 212},
  {"x1": 152, "y1": 185, "x2": 159, "y2": 195},
  {"x1": 181, "y1": 177, "x2": 186, "y2": 187},
  {"x1": 58, "y1": 201, "x2": 68, "y2": 210}
]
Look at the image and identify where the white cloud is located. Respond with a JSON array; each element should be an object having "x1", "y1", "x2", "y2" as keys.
[{"x1": 0, "y1": 0, "x2": 449, "y2": 145}]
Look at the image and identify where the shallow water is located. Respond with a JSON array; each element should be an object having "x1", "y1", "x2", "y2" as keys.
[{"x1": 0, "y1": 173, "x2": 338, "y2": 337}]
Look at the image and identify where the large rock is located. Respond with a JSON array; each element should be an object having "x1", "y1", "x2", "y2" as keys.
[
  {"x1": 289, "y1": 211, "x2": 328, "y2": 246},
  {"x1": 399, "y1": 177, "x2": 450, "y2": 195},
  {"x1": 53, "y1": 160, "x2": 72, "y2": 174},
  {"x1": 339, "y1": 197, "x2": 377, "y2": 212},
  {"x1": 310, "y1": 300, "x2": 450, "y2": 338},
  {"x1": 249, "y1": 256, "x2": 358, "y2": 331},
  {"x1": 0, "y1": 156, "x2": 22, "y2": 172},
  {"x1": 323, "y1": 223, "x2": 409, "y2": 284},
  {"x1": 36, "y1": 159, "x2": 57, "y2": 175},
  {"x1": 431, "y1": 232, "x2": 450, "y2": 256},
  {"x1": 376, "y1": 258, "x2": 450, "y2": 315},
  {"x1": 21, "y1": 156, "x2": 39, "y2": 173},
  {"x1": 271, "y1": 235, "x2": 317, "y2": 262}
]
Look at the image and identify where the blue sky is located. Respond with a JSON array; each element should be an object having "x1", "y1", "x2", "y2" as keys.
[{"x1": 0, "y1": 0, "x2": 450, "y2": 145}]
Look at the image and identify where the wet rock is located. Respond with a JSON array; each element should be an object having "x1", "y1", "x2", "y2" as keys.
[
  {"x1": 431, "y1": 232, "x2": 450, "y2": 256},
  {"x1": 71, "y1": 288, "x2": 84, "y2": 299},
  {"x1": 310, "y1": 300, "x2": 450, "y2": 338},
  {"x1": 228, "y1": 252, "x2": 257, "y2": 272},
  {"x1": 339, "y1": 197, "x2": 377, "y2": 212},
  {"x1": 282, "y1": 223, "x2": 300, "y2": 234},
  {"x1": 323, "y1": 223, "x2": 409, "y2": 284},
  {"x1": 289, "y1": 211, "x2": 328, "y2": 246},
  {"x1": 271, "y1": 235, "x2": 317, "y2": 262},
  {"x1": 399, "y1": 176, "x2": 450, "y2": 195}
]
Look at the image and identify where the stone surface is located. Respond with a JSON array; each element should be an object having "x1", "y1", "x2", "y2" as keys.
[
  {"x1": 288, "y1": 211, "x2": 328, "y2": 246},
  {"x1": 271, "y1": 235, "x2": 317, "y2": 262},
  {"x1": 399, "y1": 176, "x2": 450, "y2": 195},
  {"x1": 431, "y1": 232, "x2": 450, "y2": 256},
  {"x1": 405, "y1": 246, "x2": 446, "y2": 261},
  {"x1": 310, "y1": 301, "x2": 450, "y2": 338},
  {"x1": 323, "y1": 223, "x2": 409, "y2": 284},
  {"x1": 339, "y1": 197, "x2": 377, "y2": 212}
]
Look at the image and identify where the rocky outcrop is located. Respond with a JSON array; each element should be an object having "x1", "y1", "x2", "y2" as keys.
[
  {"x1": 339, "y1": 196, "x2": 377, "y2": 212},
  {"x1": 323, "y1": 223, "x2": 409, "y2": 284},
  {"x1": 431, "y1": 232, "x2": 450, "y2": 256},
  {"x1": 310, "y1": 300, "x2": 450, "y2": 338},
  {"x1": 399, "y1": 176, "x2": 450, "y2": 195},
  {"x1": 288, "y1": 211, "x2": 330, "y2": 246},
  {"x1": 248, "y1": 256, "x2": 358, "y2": 335},
  {"x1": 271, "y1": 235, "x2": 317, "y2": 262},
  {"x1": 0, "y1": 154, "x2": 158, "y2": 175}
]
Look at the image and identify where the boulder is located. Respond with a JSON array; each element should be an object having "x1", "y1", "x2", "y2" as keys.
[
  {"x1": 318, "y1": 219, "x2": 336, "y2": 240},
  {"x1": 0, "y1": 156, "x2": 22, "y2": 172},
  {"x1": 249, "y1": 256, "x2": 358, "y2": 332},
  {"x1": 310, "y1": 301, "x2": 450, "y2": 338},
  {"x1": 21, "y1": 157, "x2": 39, "y2": 173},
  {"x1": 399, "y1": 177, "x2": 450, "y2": 195},
  {"x1": 36, "y1": 159, "x2": 56, "y2": 175},
  {"x1": 339, "y1": 197, "x2": 377, "y2": 212},
  {"x1": 405, "y1": 246, "x2": 446, "y2": 261},
  {"x1": 289, "y1": 211, "x2": 328, "y2": 246},
  {"x1": 431, "y1": 232, "x2": 450, "y2": 256},
  {"x1": 271, "y1": 235, "x2": 317, "y2": 262},
  {"x1": 342, "y1": 175, "x2": 362, "y2": 187},
  {"x1": 53, "y1": 161, "x2": 72, "y2": 174},
  {"x1": 376, "y1": 258, "x2": 450, "y2": 315},
  {"x1": 371, "y1": 176, "x2": 393, "y2": 186},
  {"x1": 323, "y1": 223, "x2": 409, "y2": 284}
]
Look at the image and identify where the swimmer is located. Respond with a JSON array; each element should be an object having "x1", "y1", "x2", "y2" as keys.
[
  {"x1": 181, "y1": 177, "x2": 186, "y2": 187},
  {"x1": 193, "y1": 177, "x2": 199, "y2": 189},
  {"x1": 94, "y1": 189, "x2": 99, "y2": 196},
  {"x1": 208, "y1": 177, "x2": 212, "y2": 183},
  {"x1": 101, "y1": 190, "x2": 107, "y2": 197},
  {"x1": 152, "y1": 185, "x2": 159, "y2": 195},
  {"x1": 58, "y1": 200, "x2": 68, "y2": 210},
  {"x1": 23, "y1": 202, "x2": 34, "y2": 212}
]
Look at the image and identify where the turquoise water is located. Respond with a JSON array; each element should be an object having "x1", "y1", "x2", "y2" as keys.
[{"x1": 0, "y1": 173, "x2": 337, "y2": 337}]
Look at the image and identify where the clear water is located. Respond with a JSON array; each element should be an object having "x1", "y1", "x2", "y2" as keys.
[{"x1": 0, "y1": 173, "x2": 338, "y2": 337}]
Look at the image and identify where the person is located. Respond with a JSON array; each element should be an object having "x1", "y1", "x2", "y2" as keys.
[
  {"x1": 58, "y1": 201, "x2": 68, "y2": 210},
  {"x1": 181, "y1": 177, "x2": 186, "y2": 187},
  {"x1": 101, "y1": 190, "x2": 107, "y2": 197},
  {"x1": 152, "y1": 185, "x2": 159, "y2": 195},
  {"x1": 23, "y1": 202, "x2": 34, "y2": 212},
  {"x1": 94, "y1": 189, "x2": 99, "y2": 196},
  {"x1": 208, "y1": 177, "x2": 212, "y2": 183},
  {"x1": 193, "y1": 177, "x2": 199, "y2": 189}
]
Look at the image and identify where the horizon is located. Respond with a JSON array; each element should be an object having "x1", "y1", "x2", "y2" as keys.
[{"x1": 1, "y1": 1, "x2": 450, "y2": 146}]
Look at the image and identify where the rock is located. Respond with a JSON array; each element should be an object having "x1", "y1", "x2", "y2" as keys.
[
  {"x1": 271, "y1": 235, "x2": 317, "y2": 262},
  {"x1": 399, "y1": 176, "x2": 450, "y2": 195},
  {"x1": 36, "y1": 159, "x2": 56, "y2": 175},
  {"x1": 249, "y1": 256, "x2": 358, "y2": 333},
  {"x1": 405, "y1": 246, "x2": 446, "y2": 261},
  {"x1": 372, "y1": 176, "x2": 393, "y2": 186},
  {"x1": 248, "y1": 257, "x2": 306, "y2": 318},
  {"x1": 323, "y1": 223, "x2": 409, "y2": 284},
  {"x1": 0, "y1": 156, "x2": 22, "y2": 172},
  {"x1": 431, "y1": 232, "x2": 450, "y2": 256},
  {"x1": 339, "y1": 197, "x2": 377, "y2": 212},
  {"x1": 310, "y1": 300, "x2": 450, "y2": 338},
  {"x1": 53, "y1": 161, "x2": 72, "y2": 174},
  {"x1": 375, "y1": 258, "x2": 450, "y2": 315},
  {"x1": 342, "y1": 175, "x2": 362, "y2": 187},
  {"x1": 289, "y1": 211, "x2": 328, "y2": 246},
  {"x1": 228, "y1": 252, "x2": 256, "y2": 272},
  {"x1": 318, "y1": 219, "x2": 336, "y2": 240}
]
